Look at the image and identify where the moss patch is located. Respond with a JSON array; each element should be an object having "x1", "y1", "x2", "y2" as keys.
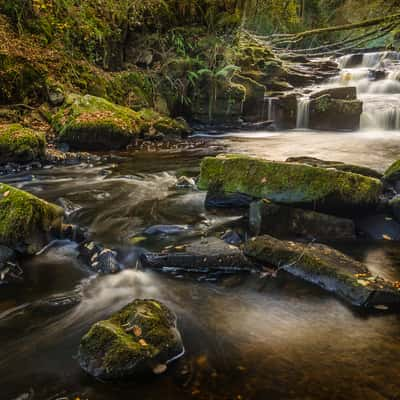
[
  {"x1": 79, "y1": 299, "x2": 183, "y2": 380},
  {"x1": 383, "y1": 159, "x2": 400, "y2": 182},
  {"x1": 0, "y1": 123, "x2": 46, "y2": 163},
  {"x1": 52, "y1": 94, "x2": 189, "y2": 150},
  {"x1": 0, "y1": 183, "x2": 63, "y2": 253},
  {"x1": 198, "y1": 154, "x2": 382, "y2": 215}
]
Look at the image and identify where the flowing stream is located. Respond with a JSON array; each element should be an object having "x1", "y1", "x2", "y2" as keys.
[{"x1": 2, "y1": 52, "x2": 400, "y2": 400}]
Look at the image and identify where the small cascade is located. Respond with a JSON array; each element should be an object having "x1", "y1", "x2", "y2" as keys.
[
  {"x1": 333, "y1": 50, "x2": 400, "y2": 131},
  {"x1": 296, "y1": 97, "x2": 310, "y2": 129},
  {"x1": 262, "y1": 96, "x2": 276, "y2": 121}
]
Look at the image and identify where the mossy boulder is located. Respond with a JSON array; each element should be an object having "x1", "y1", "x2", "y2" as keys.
[
  {"x1": 78, "y1": 299, "x2": 184, "y2": 380},
  {"x1": 309, "y1": 94, "x2": 363, "y2": 131},
  {"x1": 52, "y1": 94, "x2": 190, "y2": 150},
  {"x1": 0, "y1": 124, "x2": 46, "y2": 164},
  {"x1": 0, "y1": 183, "x2": 63, "y2": 254},
  {"x1": 383, "y1": 159, "x2": 400, "y2": 183},
  {"x1": 198, "y1": 154, "x2": 382, "y2": 215},
  {"x1": 244, "y1": 235, "x2": 400, "y2": 308}
]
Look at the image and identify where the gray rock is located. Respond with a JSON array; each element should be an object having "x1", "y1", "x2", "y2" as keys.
[
  {"x1": 141, "y1": 237, "x2": 254, "y2": 272},
  {"x1": 144, "y1": 225, "x2": 189, "y2": 236},
  {"x1": 249, "y1": 199, "x2": 356, "y2": 240}
]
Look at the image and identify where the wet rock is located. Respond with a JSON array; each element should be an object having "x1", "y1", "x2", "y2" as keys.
[
  {"x1": 205, "y1": 190, "x2": 254, "y2": 209},
  {"x1": 389, "y1": 195, "x2": 400, "y2": 222},
  {"x1": 356, "y1": 214, "x2": 400, "y2": 241},
  {"x1": 244, "y1": 235, "x2": 400, "y2": 309},
  {"x1": 78, "y1": 241, "x2": 122, "y2": 274},
  {"x1": 309, "y1": 86, "x2": 357, "y2": 100},
  {"x1": 78, "y1": 299, "x2": 184, "y2": 380},
  {"x1": 221, "y1": 229, "x2": 244, "y2": 245},
  {"x1": 198, "y1": 154, "x2": 382, "y2": 216},
  {"x1": 0, "y1": 245, "x2": 22, "y2": 284},
  {"x1": 285, "y1": 156, "x2": 382, "y2": 179},
  {"x1": 383, "y1": 159, "x2": 400, "y2": 183},
  {"x1": 309, "y1": 94, "x2": 363, "y2": 131},
  {"x1": 176, "y1": 176, "x2": 196, "y2": 190},
  {"x1": 57, "y1": 197, "x2": 82, "y2": 217},
  {"x1": 144, "y1": 225, "x2": 189, "y2": 236},
  {"x1": 0, "y1": 183, "x2": 63, "y2": 254},
  {"x1": 273, "y1": 93, "x2": 298, "y2": 129},
  {"x1": 61, "y1": 224, "x2": 86, "y2": 243},
  {"x1": 47, "y1": 86, "x2": 65, "y2": 106},
  {"x1": 33, "y1": 289, "x2": 82, "y2": 314},
  {"x1": 368, "y1": 69, "x2": 387, "y2": 81},
  {"x1": 141, "y1": 237, "x2": 254, "y2": 272},
  {"x1": 250, "y1": 199, "x2": 356, "y2": 240},
  {"x1": 52, "y1": 94, "x2": 190, "y2": 150},
  {"x1": 0, "y1": 124, "x2": 46, "y2": 164}
]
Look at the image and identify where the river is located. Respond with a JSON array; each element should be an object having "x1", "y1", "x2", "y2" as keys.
[{"x1": 2, "y1": 52, "x2": 400, "y2": 400}]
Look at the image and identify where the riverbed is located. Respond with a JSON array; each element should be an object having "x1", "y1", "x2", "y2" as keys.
[{"x1": 1, "y1": 127, "x2": 400, "y2": 400}]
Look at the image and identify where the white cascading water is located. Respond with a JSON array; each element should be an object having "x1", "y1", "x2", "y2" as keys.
[
  {"x1": 296, "y1": 97, "x2": 311, "y2": 129},
  {"x1": 262, "y1": 96, "x2": 275, "y2": 121},
  {"x1": 332, "y1": 51, "x2": 400, "y2": 130}
]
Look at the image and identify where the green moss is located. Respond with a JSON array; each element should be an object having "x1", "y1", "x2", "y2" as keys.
[
  {"x1": 0, "y1": 124, "x2": 46, "y2": 163},
  {"x1": 198, "y1": 154, "x2": 382, "y2": 211},
  {"x1": 79, "y1": 299, "x2": 182, "y2": 378},
  {"x1": 383, "y1": 159, "x2": 400, "y2": 182},
  {"x1": 0, "y1": 183, "x2": 63, "y2": 253},
  {"x1": 52, "y1": 94, "x2": 189, "y2": 150}
]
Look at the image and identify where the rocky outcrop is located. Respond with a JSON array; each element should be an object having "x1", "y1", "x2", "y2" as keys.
[
  {"x1": 244, "y1": 235, "x2": 400, "y2": 309},
  {"x1": 141, "y1": 237, "x2": 254, "y2": 272},
  {"x1": 78, "y1": 299, "x2": 184, "y2": 380},
  {"x1": 52, "y1": 94, "x2": 190, "y2": 150},
  {"x1": 0, "y1": 183, "x2": 63, "y2": 254},
  {"x1": 383, "y1": 159, "x2": 400, "y2": 183},
  {"x1": 309, "y1": 94, "x2": 363, "y2": 131},
  {"x1": 309, "y1": 86, "x2": 357, "y2": 100},
  {"x1": 198, "y1": 154, "x2": 382, "y2": 215},
  {"x1": 249, "y1": 199, "x2": 356, "y2": 240},
  {"x1": 0, "y1": 124, "x2": 46, "y2": 164}
]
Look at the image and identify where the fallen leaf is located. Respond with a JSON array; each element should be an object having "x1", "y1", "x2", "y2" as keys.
[
  {"x1": 132, "y1": 325, "x2": 142, "y2": 337},
  {"x1": 382, "y1": 234, "x2": 392, "y2": 240},
  {"x1": 153, "y1": 363, "x2": 167, "y2": 375},
  {"x1": 3, "y1": 191, "x2": 10, "y2": 197},
  {"x1": 139, "y1": 339, "x2": 148, "y2": 347}
]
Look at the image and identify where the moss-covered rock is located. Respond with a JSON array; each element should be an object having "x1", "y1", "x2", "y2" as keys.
[
  {"x1": 78, "y1": 299, "x2": 184, "y2": 380},
  {"x1": 0, "y1": 183, "x2": 63, "y2": 254},
  {"x1": 198, "y1": 154, "x2": 382, "y2": 215},
  {"x1": 52, "y1": 94, "x2": 190, "y2": 150},
  {"x1": 244, "y1": 235, "x2": 400, "y2": 308},
  {"x1": 0, "y1": 124, "x2": 46, "y2": 164},
  {"x1": 309, "y1": 94, "x2": 363, "y2": 131},
  {"x1": 383, "y1": 159, "x2": 400, "y2": 182}
]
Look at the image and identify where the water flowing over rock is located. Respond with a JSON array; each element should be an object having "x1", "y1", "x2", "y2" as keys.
[{"x1": 78, "y1": 299, "x2": 184, "y2": 380}]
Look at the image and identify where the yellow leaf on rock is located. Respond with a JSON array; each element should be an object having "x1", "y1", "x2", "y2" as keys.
[
  {"x1": 3, "y1": 191, "x2": 10, "y2": 197},
  {"x1": 139, "y1": 339, "x2": 148, "y2": 347}
]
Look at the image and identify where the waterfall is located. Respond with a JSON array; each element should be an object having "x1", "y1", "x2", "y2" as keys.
[
  {"x1": 296, "y1": 98, "x2": 310, "y2": 129},
  {"x1": 261, "y1": 96, "x2": 275, "y2": 121}
]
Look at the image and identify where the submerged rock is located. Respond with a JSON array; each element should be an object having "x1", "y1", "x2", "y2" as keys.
[
  {"x1": 0, "y1": 183, "x2": 63, "y2": 254},
  {"x1": 78, "y1": 299, "x2": 184, "y2": 380},
  {"x1": 0, "y1": 124, "x2": 46, "y2": 164},
  {"x1": 244, "y1": 235, "x2": 400, "y2": 309},
  {"x1": 249, "y1": 199, "x2": 356, "y2": 240},
  {"x1": 356, "y1": 214, "x2": 400, "y2": 241},
  {"x1": 78, "y1": 241, "x2": 122, "y2": 274},
  {"x1": 286, "y1": 156, "x2": 382, "y2": 179},
  {"x1": 141, "y1": 237, "x2": 253, "y2": 272},
  {"x1": 198, "y1": 154, "x2": 382, "y2": 215},
  {"x1": 144, "y1": 225, "x2": 189, "y2": 236},
  {"x1": 52, "y1": 94, "x2": 190, "y2": 150}
]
